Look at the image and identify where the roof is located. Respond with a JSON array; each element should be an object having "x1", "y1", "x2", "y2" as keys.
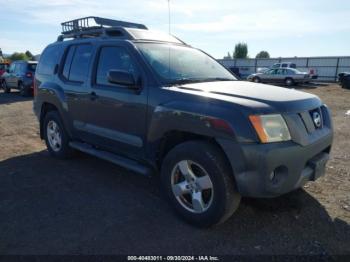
[{"x1": 57, "y1": 16, "x2": 185, "y2": 45}]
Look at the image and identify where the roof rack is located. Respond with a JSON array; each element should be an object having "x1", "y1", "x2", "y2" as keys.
[
  {"x1": 57, "y1": 16, "x2": 148, "y2": 41},
  {"x1": 61, "y1": 16, "x2": 147, "y2": 35}
]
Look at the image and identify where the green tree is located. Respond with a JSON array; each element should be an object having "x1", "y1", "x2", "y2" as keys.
[
  {"x1": 256, "y1": 51, "x2": 270, "y2": 59},
  {"x1": 25, "y1": 50, "x2": 34, "y2": 60},
  {"x1": 9, "y1": 52, "x2": 29, "y2": 61},
  {"x1": 233, "y1": 42, "x2": 248, "y2": 59}
]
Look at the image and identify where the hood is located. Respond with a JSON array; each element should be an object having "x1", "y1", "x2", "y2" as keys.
[{"x1": 166, "y1": 80, "x2": 321, "y2": 114}]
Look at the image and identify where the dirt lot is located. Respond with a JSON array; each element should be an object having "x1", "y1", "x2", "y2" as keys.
[{"x1": 0, "y1": 83, "x2": 349, "y2": 256}]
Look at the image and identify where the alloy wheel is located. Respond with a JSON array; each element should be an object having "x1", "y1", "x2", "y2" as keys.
[
  {"x1": 171, "y1": 160, "x2": 214, "y2": 213},
  {"x1": 47, "y1": 120, "x2": 62, "y2": 152}
]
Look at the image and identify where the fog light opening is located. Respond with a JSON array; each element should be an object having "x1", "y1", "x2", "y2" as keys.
[{"x1": 270, "y1": 165, "x2": 288, "y2": 185}]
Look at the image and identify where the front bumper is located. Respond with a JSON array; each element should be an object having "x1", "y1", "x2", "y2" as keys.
[{"x1": 217, "y1": 106, "x2": 333, "y2": 198}]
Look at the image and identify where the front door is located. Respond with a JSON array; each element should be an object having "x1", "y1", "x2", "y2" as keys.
[{"x1": 76, "y1": 44, "x2": 148, "y2": 159}]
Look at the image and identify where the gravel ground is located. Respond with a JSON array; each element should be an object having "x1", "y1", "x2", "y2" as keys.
[{"x1": 0, "y1": 83, "x2": 349, "y2": 256}]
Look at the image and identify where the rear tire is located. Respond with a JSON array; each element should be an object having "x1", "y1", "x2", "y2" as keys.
[
  {"x1": 43, "y1": 111, "x2": 74, "y2": 159},
  {"x1": 19, "y1": 82, "x2": 31, "y2": 97},
  {"x1": 161, "y1": 141, "x2": 241, "y2": 227},
  {"x1": 3, "y1": 81, "x2": 11, "y2": 93}
]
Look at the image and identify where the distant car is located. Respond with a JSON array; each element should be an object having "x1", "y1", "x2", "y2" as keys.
[
  {"x1": 0, "y1": 63, "x2": 9, "y2": 88},
  {"x1": 247, "y1": 68, "x2": 310, "y2": 86},
  {"x1": 2, "y1": 60, "x2": 37, "y2": 96},
  {"x1": 338, "y1": 72, "x2": 350, "y2": 89},
  {"x1": 0, "y1": 62, "x2": 9, "y2": 77},
  {"x1": 272, "y1": 62, "x2": 318, "y2": 79},
  {"x1": 272, "y1": 62, "x2": 297, "y2": 69}
]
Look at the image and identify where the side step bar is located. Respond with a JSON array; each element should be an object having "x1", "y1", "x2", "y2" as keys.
[{"x1": 69, "y1": 141, "x2": 151, "y2": 176}]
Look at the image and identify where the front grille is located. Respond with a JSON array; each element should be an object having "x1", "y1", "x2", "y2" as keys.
[
  {"x1": 309, "y1": 108, "x2": 323, "y2": 129},
  {"x1": 299, "y1": 107, "x2": 323, "y2": 133}
]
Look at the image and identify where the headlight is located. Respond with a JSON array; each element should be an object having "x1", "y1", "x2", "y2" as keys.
[{"x1": 249, "y1": 114, "x2": 291, "y2": 143}]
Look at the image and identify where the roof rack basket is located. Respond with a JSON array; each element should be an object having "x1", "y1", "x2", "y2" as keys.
[{"x1": 61, "y1": 16, "x2": 147, "y2": 35}]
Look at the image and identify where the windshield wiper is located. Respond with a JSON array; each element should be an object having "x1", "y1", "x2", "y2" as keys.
[
  {"x1": 168, "y1": 77, "x2": 233, "y2": 86},
  {"x1": 200, "y1": 77, "x2": 233, "y2": 82},
  {"x1": 168, "y1": 78, "x2": 204, "y2": 86}
]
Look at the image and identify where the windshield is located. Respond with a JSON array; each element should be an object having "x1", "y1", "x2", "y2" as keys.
[{"x1": 136, "y1": 43, "x2": 236, "y2": 85}]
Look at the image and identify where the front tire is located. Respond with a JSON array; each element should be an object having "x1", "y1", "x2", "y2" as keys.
[
  {"x1": 285, "y1": 78, "x2": 294, "y2": 87},
  {"x1": 43, "y1": 111, "x2": 74, "y2": 159},
  {"x1": 253, "y1": 77, "x2": 261, "y2": 83},
  {"x1": 19, "y1": 82, "x2": 31, "y2": 97},
  {"x1": 161, "y1": 141, "x2": 241, "y2": 227}
]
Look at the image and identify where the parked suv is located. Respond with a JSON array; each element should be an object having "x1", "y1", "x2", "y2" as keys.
[
  {"x1": 2, "y1": 60, "x2": 37, "y2": 96},
  {"x1": 0, "y1": 62, "x2": 9, "y2": 77},
  {"x1": 34, "y1": 17, "x2": 333, "y2": 226}
]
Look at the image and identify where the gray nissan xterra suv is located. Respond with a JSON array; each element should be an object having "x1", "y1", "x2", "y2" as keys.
[{"x1": 33, "y1": 17, "x2": 333, "y2": 227}]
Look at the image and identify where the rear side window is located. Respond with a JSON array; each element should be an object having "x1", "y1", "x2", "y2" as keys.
[
  {"x1": 9, "y1": 63, "x2": 16, "y2": 73},
  {"x1": 95, "y1": 46, "x2": 137, "y2": 86},
  {"x1": 62, "y1": 46, "x2": 76, "y2": 79},
  {"x1": 37, "y1": 45, "x2": 61, "y2": 75},
  {"x1": 17, "y1": 63, "x2": 27, "y2": 73},
  {"x1": 28, "y1": 64, "x2": 37, "y2": 72},
  {"x1": 63, "y1": 44, "x2": 92, "y2": 83}
]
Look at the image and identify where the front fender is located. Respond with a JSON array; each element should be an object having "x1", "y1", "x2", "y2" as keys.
[{"x1": 147, "y1": 99, "x2": 255, "y2": 144}]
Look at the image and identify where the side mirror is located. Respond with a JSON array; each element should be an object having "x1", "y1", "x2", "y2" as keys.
[{"x1": 107, "y1": 70, "x2": 137, "y2": 89}]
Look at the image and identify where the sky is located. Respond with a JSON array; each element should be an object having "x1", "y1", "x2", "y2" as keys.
[{"x1": 0, "y1": 0, "x2": 349, "y2": 58}]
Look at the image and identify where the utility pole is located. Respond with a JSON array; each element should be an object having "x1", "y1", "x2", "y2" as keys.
[{"x1": 168, "y1": 0, "x2": 171, "y2": 35}]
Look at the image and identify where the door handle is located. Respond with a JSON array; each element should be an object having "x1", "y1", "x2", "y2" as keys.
[{"x1": 90, "y1": 92, "x2": 98, "y2": 101}]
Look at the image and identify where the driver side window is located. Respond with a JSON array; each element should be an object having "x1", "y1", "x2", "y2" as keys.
[{"x1": 95, "y1": 46, "x2": 137, "y2": 86}]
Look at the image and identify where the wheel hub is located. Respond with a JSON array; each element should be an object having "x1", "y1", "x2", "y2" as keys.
[
  {"x1": 47, "y1": 120, "x2": 62, "y2": 152},
  {"x1": 171, "y1": 160, "x2": 214, "y2": 213}
]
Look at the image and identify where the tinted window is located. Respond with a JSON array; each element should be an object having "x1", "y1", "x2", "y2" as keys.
[
  {"x1": 266, "y1": 69, "x2": 277, "y2": 74},
  {"x1": 62, "y1": 46, "x2": 76, "y2": 80},
  {"x1": 17, "y1": 63, "x2": 27, "y2": 73},
  {"x1": 9, "y1": 63, "x2": 16, "y2": 73},
  {"x1": 37, "y1": 45, "x2": 61, "y2": 75},
  {"x1": 68, "y1": 45, "x2": 92, "y2": 82},
  {"x1": 96, "y1": 46, "x2": 137, "y2": 86},
  {"x1": 281, "y1": 63, "x2": 287, "y2": 68},
  {"x1": 28, "y1": 63, "x2": 37, "y2": 72}
]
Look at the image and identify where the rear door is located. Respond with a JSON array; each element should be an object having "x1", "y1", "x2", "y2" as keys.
[{"x1": 59, "y1": 43, "x2": 95, "y2": 141}]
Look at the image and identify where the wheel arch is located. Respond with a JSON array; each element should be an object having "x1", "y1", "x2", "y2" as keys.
[
  {"x1": 155, "y1": 130, "x2": 236, "y2": 183},
  {"x1": 39, "y1": 102, "x2": 72, "y2": 140}
]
